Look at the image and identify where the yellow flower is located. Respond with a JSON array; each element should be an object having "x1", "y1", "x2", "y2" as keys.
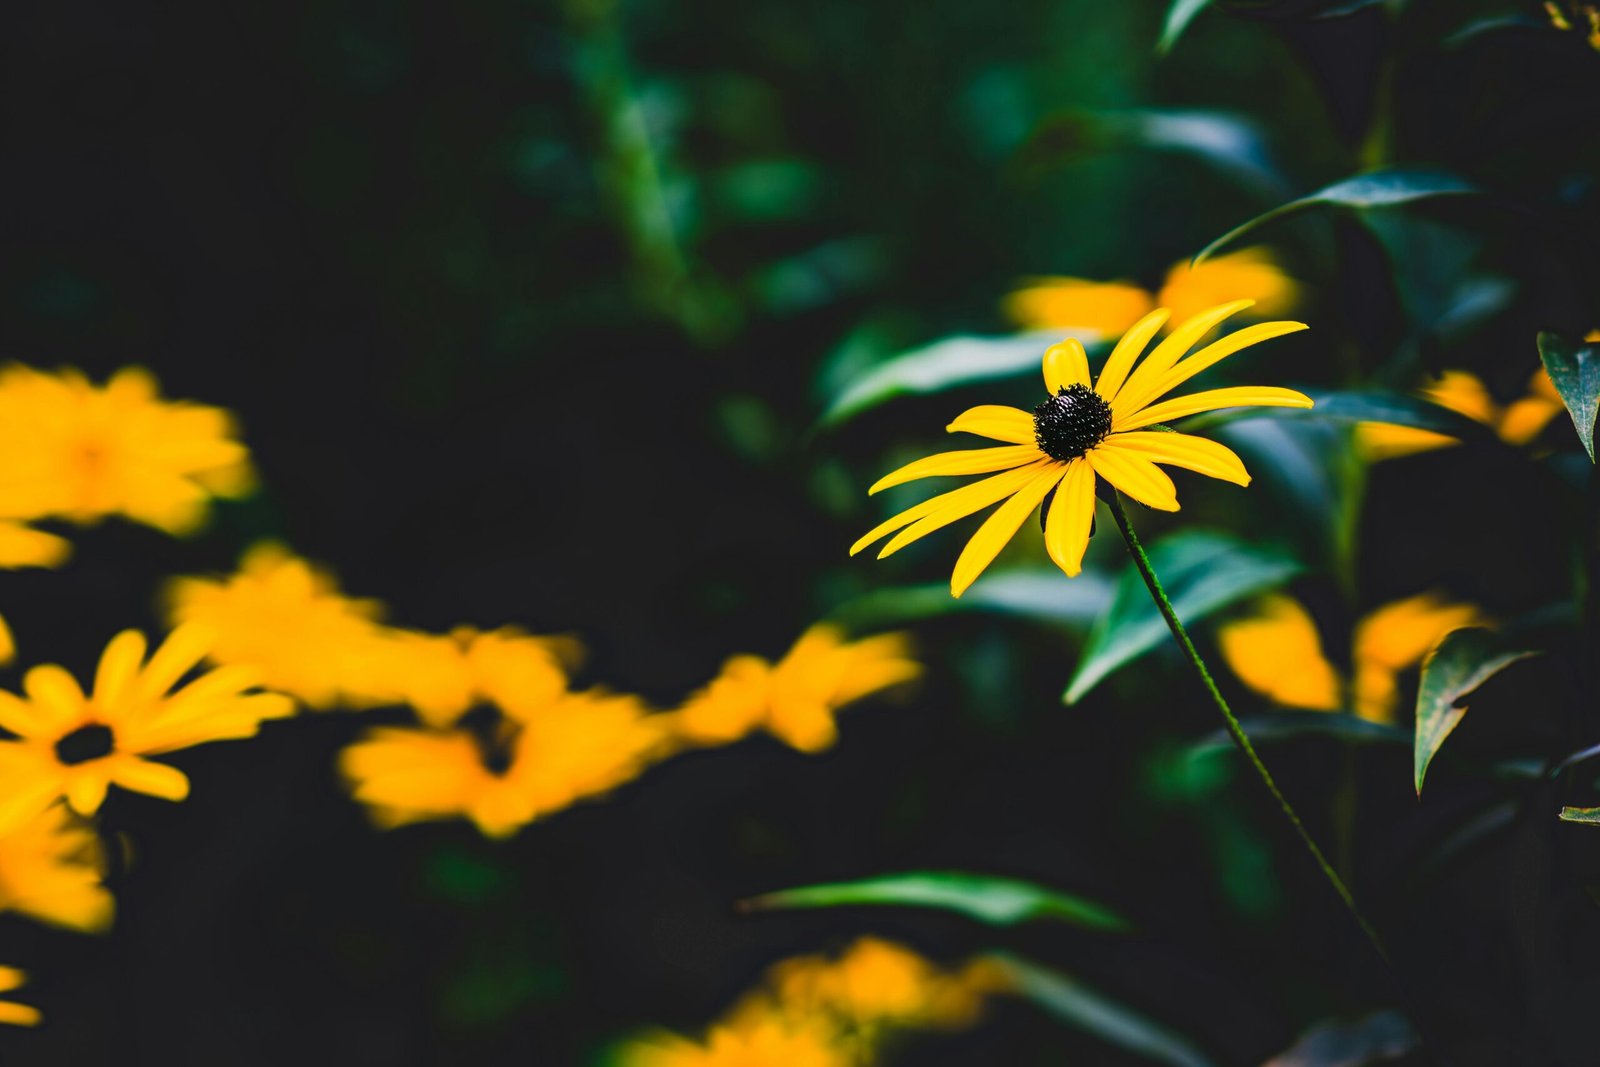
[
  {"x1": 164, "y1": 543, "x2": 392, "y2": 710},
  {"x1": 672, "y1": 625, "x2": 920, "y2": 753},
  {"x1": 854, "y1": 300, "x2": 1312, "y2": 596},
  {"x1": 0, "y1": 805, "x2": 112, "y2": 933},
  {"x1": 1217, "y1": 592, "x2": 1483, "y2": 723},
  {"x1": 1355, "y1": 369, "x2": 1567, "y2": 461},
  {"x1": 0, "y1": 365, "x2": 253, "y2": 535},
  {"x1": 340, "y1": 688, "x2": 666, "y2": 838},
  {"x1": 615, "y1": 1012, "x2": 849, "y2": 1067},
  {"x1": 758, "y1": 937, "x2": 986, "y2": 1033},
  {"x1": 1546, "y1": 2, "x2": 1600, "y2": 49},
  {"x1": 0, "y1": 624, "x2": 295, "y2": 817},
  {"x1": 0, "y1": 968, "x2": 40, "y2": 1027},
  {"x1": 347, "y1": 626, "x2": 578, "y2": 728},
  {"x1": 1002, "y1": 248, "x2": 1298, "y2": 337}
]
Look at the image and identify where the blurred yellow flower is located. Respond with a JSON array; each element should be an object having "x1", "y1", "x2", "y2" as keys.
[
  {"x1": 855, "y1": 300, "x2": 1311, "y2": 595},
  {"x1": 1003, "y1": 248, "x2": 1298, "y2": 337},
  {"x1": 1546, "y1": 2, "x2": 1600, "y2": 49},
  {"x1": 1218, "y1": 592, "x2": 1483, "y2": 722},
  {"x1": 0, "y1": 365, "x2": 254, "y2": 535},
  {"x1": 1355, "y1": 369, "x2": 1566, "y2": 461},
  {"x1": 616, "y1": 1012, "x2": 849, "y2": 1067},
  {"x1": 672, "y1": 625, "x2": 920, "y2": 753},
  {"x1": 349, "y1": 626, "x2": 579, "y2": 728},
  {"x1": 0, "y1": 624, "x2": 295, "y2": 817},
  {"x1": 164, "y1": 543, "x2": 392, "y2": 711},
  {"x1": 757, "y1": 937, "x2": 987, "y2": 1034},
  {"x1": 0, "y1": 805, "x2": 112, "y2": 933},
  {"x1": 0, "y1": 968, "x2": 40, "y2": 1027},
  {"x1": 340, "y1": 688, "x2": 666, "y2": 838}
]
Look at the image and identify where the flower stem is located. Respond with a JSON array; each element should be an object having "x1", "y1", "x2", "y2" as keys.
[{"x1": 1104, "y1": 490, "x2": 1390, "y2": 965}]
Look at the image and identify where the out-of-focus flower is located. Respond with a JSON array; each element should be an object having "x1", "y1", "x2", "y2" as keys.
[
  {"x1": 340, "y1": 688, "x2": 666, "y2": 838},
  {"x1": 1218, "y1": 592, "x2": 1483, "y2": 722},
  {"x1": 0, "y1": 365, "x2": 253, "y2": 535},
  {"x1": 0, "y1": 624, "x2": 295, "y2": 817},
  {"x1": 672, "y1": 625, "x2": 919, "y2": 753},
  {"x1": 1547, "y1": 2, "x2": 1600, "y2": 49},
  {"x1": 615, "y1": 1012, "x2": 849, "y2": 1067},
  {"x1": 1003, "y1": 248, "x2": 1298, "y2": 337},
  {"x1": 164, "y1": 543, "x2": 392, "y2": 710},
  {"x1": 614, "y1": 938, "x2": 1000, "y2": 1067},
  {"x1": 0, "y1": 805, "x2": 112, "y2": 933},
  {"x1": 854, "y1": 301, "x2": 1311, "y2": 595},
  {"x1": 0, "y1": 968, "x2": 40, "y2": 1027},
  {"x1": 348, "y1": 626, "x2": 579, "y2": 728},
  {"x1": 1356, "y1": 369, "x2": 1567, "y2": 461}
]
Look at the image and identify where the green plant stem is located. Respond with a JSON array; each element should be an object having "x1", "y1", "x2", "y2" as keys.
[{"x1": 1105, "y1": 491, "x2": 1390, "y2": 965}]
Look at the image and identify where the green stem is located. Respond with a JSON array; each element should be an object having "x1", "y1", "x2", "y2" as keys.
[{"x1": 1105, "y1": 491, "x2": 1390, "y2": 965}]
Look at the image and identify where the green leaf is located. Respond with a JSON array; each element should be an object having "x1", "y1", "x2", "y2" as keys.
[
  {"x1": 1189, "y1": 713, "x2": 1409, "y2": 759},
  {"x1": 1183, "y1": 388, "x2": 1496, "y2": 444},
  {"x1": 1263, "y1": 1010, "x2": 1418, "y2": 1066},
  {"x1": 1194, "y1": 168, "x2": 1478, "y2": 265},
  {"x1": 1158, "y1": 0, "x2": 1214, "y2": 54},
  {"x1": 993, "y1": 954, "x2": 1217, "y2": 1067},
  {"x1": 1065, "y1": 531, "x2": 1301, "y2": 704},
  {"x1": 1537, "y1": 332, "x2": 1600, "y2": 462},
  {"x1": 742, "y1": 871, "x2": 1130, "y2": 931},
  {"x1": 1414, "y1": 628, "x2": 1538, "y2": 795},
  {"x1": 1559, "y1": 806, "x2": 1600, "y2": 826},
  {"x1": 820, "y1": 331, "x2": 1080, "y2": 426},
  {"x1": 829, "y1": 567, "x2": 1113, "y2": 630}
]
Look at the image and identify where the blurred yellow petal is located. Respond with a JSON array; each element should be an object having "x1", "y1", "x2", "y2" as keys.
[
  {"x1": 1002, "y1": 277, "x2": 1154, "y2": 336},
  {"x1": 1353, "y1": 422, "x2": 1459, "y2": 462},
  {"x1": 1217, "y1": 595, "x2": 1342, "y2": 711},
  {"x1": 1156, "y1": 247, "x2": 1300, "y2": 325},
  {"x1": 1354, "y1": 593, "x2": 1483, "y2": 674},
  {"x1": 0, "y1": 805, "x2": 113, "y2": 933},
  {"x1": 0, "y1": 523, "x2": 70, "y2": 570},
  {"x1": 1423, "y1": 370, "x2": 1496, "y2": 425}
]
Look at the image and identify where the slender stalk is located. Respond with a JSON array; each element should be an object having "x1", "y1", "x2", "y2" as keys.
[{"x1": 1104, "y1": 490, "x2": 1390, "y2": 964}]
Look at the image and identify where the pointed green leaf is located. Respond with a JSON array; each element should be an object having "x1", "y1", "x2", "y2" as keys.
[
  {"x1": 1158, "y1": 0, "x2": 1215, "y2": 54},
  {"x1": 820, "y1": 331, "x2": 1085, "y2": 427},
  {"x1": 1065, "y1": 531, "x2": 1301, "y2": 703},
  {"x1": 829, "y1": 568, "x2": 1113, "y2": 630},
  {"x1": 743, "y1": 871, "x2": 1130, "y2": 931},
  {"x1": 1195, "y1": 168, "x2": 1478, "y2": 264},
  {"x1": 1559, "y1": 806, "x2": 1600, "y2": 826},
  {"x1": 1414, "y1": 628, "x2": 1538, "y2": 795},
  {"x1": 1536, "y1": 332, "x2": 1600, "y2": 462},
  {"x1": 993, "y1": 954, "x2": 1216, "y2": 1067}
]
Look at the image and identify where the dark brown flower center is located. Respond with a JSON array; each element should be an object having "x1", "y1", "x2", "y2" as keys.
[
  {"x1": 1033, "y1": 384, "x2": 1113, "y2": 461},
  {"x1": 55, "y1": 724, "x2": 115, "y2": 766}
]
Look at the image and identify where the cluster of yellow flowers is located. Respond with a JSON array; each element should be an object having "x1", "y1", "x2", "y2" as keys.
[
  {"x1": 159, "y1": 542, "x2": 921, "y2": 838},
  {"x1": 0, "y1": 362, "x2": 921, "y2": 1027},
  {"x1": 613, "y1": 937, "x2": 1007, "y2": 1067}
]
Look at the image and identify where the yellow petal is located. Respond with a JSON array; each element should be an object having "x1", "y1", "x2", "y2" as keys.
[
  {"x1": 1042, "y1": 338, "x2": 1091, "y2": 393},
  {"x1": 1099, "y1": 431, "x2": 1251, "y2": 485},
  {"x1": 1093, "y1": 309, "x2": 1169, "y2": 403},
  {"x1": 1087, "y1": 447, "x2": 1179, "y2": 511},
  {"x1": 868, "y1": 445, "x2": 1038, "y2": 495},
  {"x1": 1216, "y1": 595, "x2": 1343, "y2": 711},
  {"x1": 0, "y1": 1001, "x2": 41, "y2": 1027},
  {"x1": 0, "y1": 523, "x2": 70, "y2": 570},
  {"x1": 1043, "y1": 458, "x2": 1096, "y2": 576},
  {"x1": 1110, "y1": 299, "x2": 1256, "y2": 418},
  {"x1": 1422, "y1": 370, "x2": 1495, "y2": 425},
  {"x1": 1497, "y1": 395, "x2": 1563, "y2": 446},
  {"x1": 877, "y1": 461, "x2": 1057, "y2": 559},
  {"x1": 944, "y1": 405, "x2": 1036, "y2": 444},
  {"x1": 136, "y1": 623, "x2": 214, "y2": 700},
  {"x1": 21, "y1": 666, "x2": 87, "y2": 734},
  {"x1": 1156, "y1": 248, "x2": 1300, "y2": 324},
  {"x1": 1353, "y1": 594, "x2": 1482, "y2": 673},
  {"x1": 93, "y1": 630, "x2": 148, "y2": 707},
  {"x1": 1115, "y1": 319, "x2": 1308, "y2": 419},
  {"x1": 1353, "y1": 422, "x2": 1459, "y2": 462},
  {"x1": 950, "y1": 467, "x2": 1064, "y2": 597},
  {"x1": 108, "y1": 756, "x2": 190, "y2": 801},
  {"x1": 64, "y1": 772, "x2": 109, "y2": 816},
  {"x1": 1113, "y1": 386, "x2": 1313, "y2": 432}
]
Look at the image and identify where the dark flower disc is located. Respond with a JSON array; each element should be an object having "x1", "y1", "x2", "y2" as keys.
[{"x1": 1033, "y1": 384, "x2": 1113, "y2": 461}]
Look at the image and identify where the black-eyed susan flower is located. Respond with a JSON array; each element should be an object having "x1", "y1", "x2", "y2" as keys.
[
  {"x1": 0, "y1": 624, "x2": 294, "y2": 817},
  {"x1": 164, "y1": 543, "x2": 393, "y2": 710},
  {"x1": 1004, "y1": 248, "x2": 1299, "y2": 337},
  {"x1": 0, "y1": 968, "x2": 40, "y2": 1027},
  {"x1": 0, "y1": 804, "x2": 112, "y2": 933},
  {"x1": 340, "y1": 687, "x2": 666, "y2": 838},
  {"x1": 0, "y1": 365, "x2": 254, "y2": 535},
  {"x1": 1356, "y1": 368, "x2": 1568, "y2": 461},
  {"x1": 671, "y1": 625, "x2": 920, "y2": 753},
  {"x1": 1217, "y1": 592, "x2": 1482, "y2": 722},
  {"x1": 854, "y1": 300, "x2": 1312, "y2": 596}
]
